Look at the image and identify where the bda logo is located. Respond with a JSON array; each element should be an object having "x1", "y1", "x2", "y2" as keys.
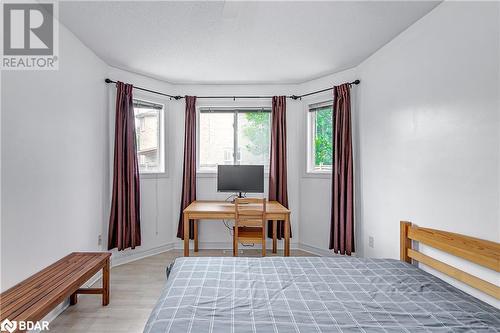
[
  {"x1": 0, "y1": 319, "x2": 17, "y2": 333},
  {"x1": 0, "y1": 319, "x2": 49, "y2": 332}
]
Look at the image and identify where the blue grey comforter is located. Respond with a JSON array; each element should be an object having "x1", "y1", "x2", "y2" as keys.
[{"x1": 144, "y1": 257, "x2": 500, "y2": 332}]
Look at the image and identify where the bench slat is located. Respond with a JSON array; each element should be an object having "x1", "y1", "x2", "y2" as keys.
[
  {"x1": 0, "y1": 252, "x2": 110, "y2": 326},
  {"x1": 3, "y1": 255, "x2": 105, "y2": 321},
  {"x1": 1, "y1": 254, "x2": 95, "y2": 306},
  {"x1": 0, "y1": 252, "x2": 105, "y2": 300},
  {"x1": 0, "y1": 254, "x2": 100, "y2": 314},
  {"x1": 0, "y1": 254, "x2": 81, "y2": 300},
  {"x1": 13, "y1": 260, "x2": 106, "y2": 324}
]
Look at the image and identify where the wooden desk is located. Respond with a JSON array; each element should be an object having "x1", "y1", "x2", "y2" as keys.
[{"x1": 183, "y1": 200, "x2": 291, "y2": 257}]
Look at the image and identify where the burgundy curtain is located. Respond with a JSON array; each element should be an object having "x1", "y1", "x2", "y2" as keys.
[
  {"x1": 329, "y1": 84, "x2": 354, "y2": 255},
  {"x1": 177, "y1": 96, "x2": 197, "y2": 239},
  {"x1": 108, "y1": 82, "x2": 141, "y2": 251},
  {"x1": 267, "y1": 96, "x2": 290, "y2": 239}
]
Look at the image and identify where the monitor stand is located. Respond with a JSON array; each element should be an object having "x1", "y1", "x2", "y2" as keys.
[{"x1": 231, "y1": 192, "x2": 246, "y2": 204}]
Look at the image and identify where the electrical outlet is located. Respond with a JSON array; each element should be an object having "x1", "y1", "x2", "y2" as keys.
[
  {"x1": 368, "y1": 236, "x2": 374, "y2": 248},
  {"x1": 98, "y1": 234, "x2": 102, "y2": 246}
]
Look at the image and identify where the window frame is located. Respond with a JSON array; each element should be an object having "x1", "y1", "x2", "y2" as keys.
[
  {"x1": 132, "y1": 95, "x2": 168, "y2": 178},
  {"x1": 306, "y1": 100, "x2": 334, "y2": 176},
  {"x1": 196, "y1": 106, "x2": 271, "y2": 175}
]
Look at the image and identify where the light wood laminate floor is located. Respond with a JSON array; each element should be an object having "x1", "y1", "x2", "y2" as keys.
[{"x1": 49, "y1": 249, "x2": 315, "y2": 333}]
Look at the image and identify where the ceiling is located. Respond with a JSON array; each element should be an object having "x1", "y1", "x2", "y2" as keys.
[{"x1": 60, "y1": 1, "x2": 440, "y2": 84}]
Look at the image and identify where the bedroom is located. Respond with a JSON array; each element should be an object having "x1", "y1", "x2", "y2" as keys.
[{"x1": 1, "y1": 0, "x2": 499, "y2": 332}]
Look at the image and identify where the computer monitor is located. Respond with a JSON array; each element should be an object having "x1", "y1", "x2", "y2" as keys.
[{"x1": 217, "y1": 165, "x2": 264, "y2": 197}]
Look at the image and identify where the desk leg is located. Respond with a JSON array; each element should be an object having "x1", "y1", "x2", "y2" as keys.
[
  {"x1": 234, "y1": 226, "x2": 238, "y2": 257},
  {"x1": 194, "y1": 220, "x2": 199, "y2": 252},
  {"x1": 184, "y1": 214, "x2": 189, "y2": 257},
  {"x1": 262, "y1": 220, "x2": 266, "y2": 257},
  {"x1": 272, "y1": 220, "x2": 277, "y2": 254},
  {"x1": 284, "y1": 214, "x2": 290, "y2": 256}
]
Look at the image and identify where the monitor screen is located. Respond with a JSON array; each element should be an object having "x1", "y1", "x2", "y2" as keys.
[{"x1": 217, "y1": 165, "x2": 264, "y2": 193}]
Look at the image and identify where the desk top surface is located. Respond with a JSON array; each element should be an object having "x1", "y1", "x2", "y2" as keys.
[{"x1": 184, "y1": 200, "x2": 290, "y2": 214}]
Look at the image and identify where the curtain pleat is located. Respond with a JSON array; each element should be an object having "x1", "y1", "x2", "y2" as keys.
[
  {"x1": 177, "y1": 96, "x2": 197, "y2": 239},
  {"x1": 108, "y1": 82, "x2": 141, "y2": 251},
  {"x1": 268, "y1": 96, "x2": 291, "y2": 239},
  {"x1": 329, "y1": 84, "x2": 354, "y2": 255}
]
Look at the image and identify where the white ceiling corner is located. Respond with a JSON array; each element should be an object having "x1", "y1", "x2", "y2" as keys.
[{"x1": 59, "y1": 1, "x2": 441, "y2": 84}]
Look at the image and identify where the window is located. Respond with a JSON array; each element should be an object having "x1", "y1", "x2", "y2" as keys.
[
  {"x1": 133, "y1": 99, "x2": 165, "y2": 174},
  {"x1": 307, "y1": 102, "x2": 333, "y2": 173},
  {"x1": 198, "y1": 108, "x2": 271, "y2": 172}
]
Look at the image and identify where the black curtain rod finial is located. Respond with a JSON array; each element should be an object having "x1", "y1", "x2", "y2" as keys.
[
  {"x1": 351, "y1": 79, "x2": 360, "y2": 85},
  {"x1": 105, "y1": 78, "x2": 113, "y2": 84}
]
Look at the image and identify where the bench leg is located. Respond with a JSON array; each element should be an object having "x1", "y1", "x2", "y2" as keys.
[
  {"x1": 68, "y1": 258, "x2": 110, "y2": 307},
  {"x1": 102, "y1": 258, "x2": 110, "y2": 306},
  {"x1": 70, "y1": 293, "x2": 78, "y2": 305}
]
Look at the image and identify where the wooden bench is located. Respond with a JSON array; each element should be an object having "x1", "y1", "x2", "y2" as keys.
[{"x1": 0, "y1": 252, "x2": 111, "y2": 331}]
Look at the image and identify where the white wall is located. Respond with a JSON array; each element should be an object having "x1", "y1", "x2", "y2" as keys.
[
  {"x1": 1, "y1": 25, "x2": 108, "y2": 291},
  {"x1": 356, "y1": 1, "x2": 499, "y2": 305}
]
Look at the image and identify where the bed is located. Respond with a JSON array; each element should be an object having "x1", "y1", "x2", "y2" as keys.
[{"x1": 144, "y1": 223, "x2": 500, "y2": 332}]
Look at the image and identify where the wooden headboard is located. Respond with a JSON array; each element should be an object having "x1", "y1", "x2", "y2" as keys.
[{"x1": 400, "y1": 221, "x2": 500, "y2": 299}]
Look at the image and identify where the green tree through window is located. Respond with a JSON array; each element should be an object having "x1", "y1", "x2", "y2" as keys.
[
  {"x1": 199, "y1": 109, "x2": 270, "y2": 170},
  {"x1": 314, "y1": 106, "x2": 333, "y2": 169},
  {"x1": 243, "y1": 112, "x2": 270, "y2": 158}
]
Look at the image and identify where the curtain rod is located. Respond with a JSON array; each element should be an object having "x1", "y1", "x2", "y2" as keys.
[
  {"x1": 105, "y1": 78, "x2": 183, "y2": 100},
  {"x1": 104, "y1": 78, "x2": 360, "y2": 101}
]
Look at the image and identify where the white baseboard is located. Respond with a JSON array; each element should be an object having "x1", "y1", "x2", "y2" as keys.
[
  {"x1": 110, "y1": 243, "x2": 175, "y2": 267},
  {"x1": 298, "y1": 242, "x2": 336, "y2": 257},
  {"x1": 298, "y1": 242, "x2": 358, "y2": 257},
  {"x1": 31, "y1": 300, "x2": 69, "y2": 333}
]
